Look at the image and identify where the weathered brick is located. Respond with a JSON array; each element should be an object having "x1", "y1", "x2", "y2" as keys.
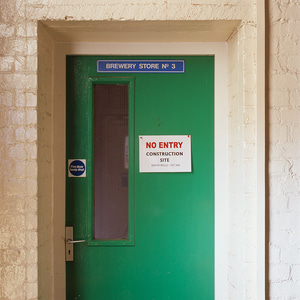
[{"x1": 2, "y1": 0, "x2": 300, "y2": 299}]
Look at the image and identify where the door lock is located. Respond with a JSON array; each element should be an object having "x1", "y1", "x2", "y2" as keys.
[{"x1": 65, "y1": 226, "x2": 86, "y2": 261}]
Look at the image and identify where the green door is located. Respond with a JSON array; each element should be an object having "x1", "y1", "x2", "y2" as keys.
[{"x1": 66, "y1": 56, "x2": 214, "y2": 299}]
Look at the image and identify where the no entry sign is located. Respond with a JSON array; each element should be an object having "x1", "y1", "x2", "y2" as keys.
[{"x1": 139, "y1": 135, "x2": 192, "y2": 173}]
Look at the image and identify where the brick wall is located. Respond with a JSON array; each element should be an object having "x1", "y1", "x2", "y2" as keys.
[
  {"x1": 2, "y1": 0, "x2": 297, "y2": 299},
  {"x1": 268, "y1": 1, "x2": 300, "y2": 298},
  {"x1": 0, "y1": 1, "x2": 38, "y2": 299},
  {"x1": 227, "y1": 22, "x2": 258, "y2": 299}
]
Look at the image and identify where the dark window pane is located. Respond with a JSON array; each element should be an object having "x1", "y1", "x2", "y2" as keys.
[{"x1": 94, "y1": 84, "x2": 128, "y2": 240}]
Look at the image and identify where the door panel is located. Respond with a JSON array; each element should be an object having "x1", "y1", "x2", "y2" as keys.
[{"x1": 66, "y1": 56, "x2": 214, "y2": 299}]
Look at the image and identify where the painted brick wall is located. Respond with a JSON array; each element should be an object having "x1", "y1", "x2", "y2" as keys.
[
  {"x1": 227, "y1": 21, "x2": 258, "y2": 299},
  {"x1": 0, "y1": 1, "x2": 38, "y2": 299},
  {"x1": 268, "y1": 1, "x2": 300, "y2": 299},
  {"x1": 2, "y1": 1, "x2": 255, "y2": 299},
  {"x1": 2, "y1": 0, "x2": 298, "y2": 299}
]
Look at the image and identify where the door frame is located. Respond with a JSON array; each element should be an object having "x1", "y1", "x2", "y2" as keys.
[{"x1": 53, "y1": 42, "x2": 228, "y2": 299}]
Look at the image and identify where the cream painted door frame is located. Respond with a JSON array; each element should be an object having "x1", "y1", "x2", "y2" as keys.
[{"x1": 53, "y1": 42, "x2": 228, "y2": 299}]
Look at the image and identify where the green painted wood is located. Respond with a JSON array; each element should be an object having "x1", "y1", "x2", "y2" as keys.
[{"x1": 66, "y1": 55, "x2": 214, "y2": 300}]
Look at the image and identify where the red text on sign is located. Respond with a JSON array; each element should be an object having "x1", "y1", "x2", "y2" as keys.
[{"x1": 145, "y1": 141, "x2": 183, "y2": 148}]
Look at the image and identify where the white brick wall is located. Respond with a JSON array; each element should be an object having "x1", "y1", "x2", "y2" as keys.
[
  {"x1": 269, "y1": 0, "x2": 300, "y2": 299},
  {"x1": 2, "y1": 1, "x2": 256, "y2": 299},
  {"x1": 0, "y1": 1, "x2": 38, "y2": 299},
  {"x1": 1, "y1": 0, "x2": 299, "y2": 299},
  {"x1": 227, "y1": 20, "x2": 258, "y2": 299}
]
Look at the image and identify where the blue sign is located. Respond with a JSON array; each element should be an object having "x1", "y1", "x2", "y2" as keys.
[
  {"x1": 68, "y1": 159, "x2": 86, "y2": 177},
  {"x1": 97, "y1": 60, "x2": 185, "y2": 73}
]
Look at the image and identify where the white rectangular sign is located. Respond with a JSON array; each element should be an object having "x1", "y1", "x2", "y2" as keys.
[{"x1": 139, "y1": 135, "x2": 192, "y2": 173}]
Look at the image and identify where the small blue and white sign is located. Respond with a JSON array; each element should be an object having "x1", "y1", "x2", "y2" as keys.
[
  {"x1": 68, "y1": 159, "x2": 86, "y2": 177},
  {"x1": 97, "y1": 60, "x2": 185, "y2": 73}
]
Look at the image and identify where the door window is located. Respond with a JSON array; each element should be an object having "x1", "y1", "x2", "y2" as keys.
[{"x1": 94, "y1": 84, "x2": 129, "y2": 240}]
